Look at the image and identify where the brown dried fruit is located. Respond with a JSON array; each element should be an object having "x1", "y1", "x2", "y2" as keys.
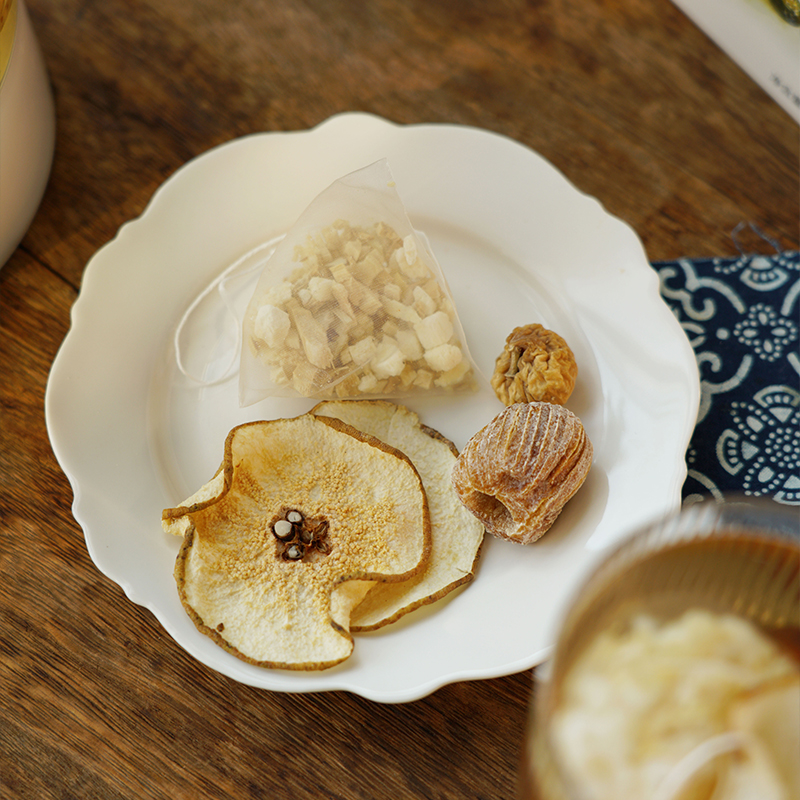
[
  {"x1": 491, "y1": 323, "x2": 577, "y2": 406},
  {"x1": 452, "y1": 402, "x2": 592, "y2": 544}
]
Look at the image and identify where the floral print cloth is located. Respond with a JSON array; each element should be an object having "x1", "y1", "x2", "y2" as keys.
[{"x1": 653, "y1": 250, "x2": 799, "y2": 506}]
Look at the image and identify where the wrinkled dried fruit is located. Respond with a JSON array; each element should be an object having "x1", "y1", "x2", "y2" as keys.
[
  {"x1": 491, "y1": 323, "x2": 577, "y2": 406},
  {"x1": 452, "y1": 402, "x2": 592, "y2": 544}
]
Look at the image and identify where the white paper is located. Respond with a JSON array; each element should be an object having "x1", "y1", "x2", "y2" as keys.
[{"x1": 671, "y1": 0, "x2": 800, "y2": 123}]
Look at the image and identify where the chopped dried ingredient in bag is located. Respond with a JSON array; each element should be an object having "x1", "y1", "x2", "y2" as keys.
[{"x1": 247, "y1": 221, "x2": 475, "y2": 398}]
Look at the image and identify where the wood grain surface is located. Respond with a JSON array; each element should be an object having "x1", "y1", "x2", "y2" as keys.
[{"x1": 1, "y1": 0, "x2": 797, "y2": 797}]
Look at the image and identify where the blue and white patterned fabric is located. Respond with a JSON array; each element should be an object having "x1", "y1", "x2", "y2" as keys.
[{"x1": 652, "y1": 248, "x2": 800, "y2": 506}]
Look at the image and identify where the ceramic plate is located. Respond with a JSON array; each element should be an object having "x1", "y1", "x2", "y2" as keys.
[{"x1": 46, "y1": 113, "x2": 699, "y2": 703}]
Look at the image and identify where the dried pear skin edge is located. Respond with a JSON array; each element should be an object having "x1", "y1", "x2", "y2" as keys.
[{"x1": 312, "y1": 399, "x2": 485, "y2": 632}]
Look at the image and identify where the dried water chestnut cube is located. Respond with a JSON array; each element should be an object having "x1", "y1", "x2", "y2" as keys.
[{"x1": 491, "y1": 323, "x2": 577, "y2": 406}]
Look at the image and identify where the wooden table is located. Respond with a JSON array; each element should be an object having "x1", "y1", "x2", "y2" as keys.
[{"x1": 2, "y1": 0, "x2": 797, "y2": 797}]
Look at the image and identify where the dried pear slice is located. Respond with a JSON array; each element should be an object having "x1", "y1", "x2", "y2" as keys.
[
  {"x1": 162, "y1": 414, "x2": 431, "y2": 670},
  {"x1": 313, "y1": 400, "x2": 485, "y2": 631}
]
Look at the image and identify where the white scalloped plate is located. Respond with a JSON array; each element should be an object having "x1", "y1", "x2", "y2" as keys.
[{"x1": 45, "y1": 113, "x2": 699, "y2": 703}]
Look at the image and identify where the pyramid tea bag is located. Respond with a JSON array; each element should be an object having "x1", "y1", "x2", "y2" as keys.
[{"x1": 239, "y1": 160, "x2": 478, "y2": 406}]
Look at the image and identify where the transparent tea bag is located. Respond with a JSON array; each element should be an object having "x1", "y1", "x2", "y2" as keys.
[{"x1": 239, "y1": 159, "x2": 478, "y2": 406}]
